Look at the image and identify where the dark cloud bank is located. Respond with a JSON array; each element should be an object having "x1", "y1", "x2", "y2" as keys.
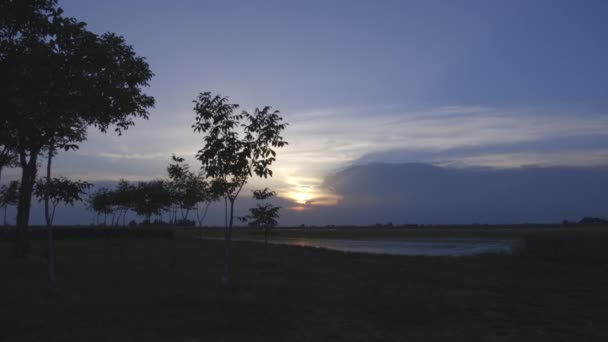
[
  {"x1": 9, "y1": 163, "x2": 608, "y2": 227},
  {"x1": 315, "y1": 163, "x2": 608, "y2": 225}
]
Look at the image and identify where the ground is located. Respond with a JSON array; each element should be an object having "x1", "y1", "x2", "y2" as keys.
[
  {"x1": 2, "y1": 236, "x2": 608, "y2": 341},
  {"x1": 190, "y1": 225, "x2": 608, "y2": 240}
]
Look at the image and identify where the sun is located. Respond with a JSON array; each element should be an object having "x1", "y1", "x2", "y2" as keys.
[{"x1": 290, "y1": 191, "x2": 314, "y2": 205}]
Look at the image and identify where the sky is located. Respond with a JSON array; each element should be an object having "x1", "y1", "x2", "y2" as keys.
[{"x1": 5, "y1": 0, "x2": 608, "y2": 225}]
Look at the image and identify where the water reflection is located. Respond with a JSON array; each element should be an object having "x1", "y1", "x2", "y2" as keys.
[{"x1": 269, "y1": 238, "x2": 514, "y2": 256}]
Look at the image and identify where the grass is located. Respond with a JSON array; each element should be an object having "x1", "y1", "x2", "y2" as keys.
[
  {"x1": 2, "y1": 238, "x2": 608, "y2": 341},
  {"x1": 184, "y1": 225, "x2": 608, "y2": 241}
]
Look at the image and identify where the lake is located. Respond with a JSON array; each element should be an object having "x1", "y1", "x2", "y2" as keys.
[{"x1": 250, "y1": 237, "x2": 515, "y2": 256}]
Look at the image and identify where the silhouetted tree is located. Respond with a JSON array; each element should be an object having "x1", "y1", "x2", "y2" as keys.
[
  {"x1": 34, "y1": 177, "x2": 91, "y2": 226},
  {"x1": 193, "y1": 92, "x2": 287, "y2": 286},
  {"x1": 87, "y1": 188, "x2": 113, "y2": 226},
  {"x1": 0, "y1": 130, "x2": 18, "y2": 183},
  {"x1": 133, "y1": 180, "x2": 172, "y2": 224},
  {"x1": 241, "y1": 188, "x2": 281, "y2": 256},
  {"x1": 0, "y1": 0, "x2": 154, "y2": 256},
  {"x1": 0, "y1": 180, "x2": 19, "y2": 226},
  {"x1": 167, "y1": 155, "x2": 194, "y2": 223},
  {"x1": 194, "y1": 175, "x2": 219, "y2": 236},
  {"x1": 33, "y1": 176, "x2": 90, "y2": 290},
  {"x1": 167, "y1": 155, "x2": 218, "y2": 229},
  {"x1": 111, "y1": 179, "x2": 137, "y2": 226}
]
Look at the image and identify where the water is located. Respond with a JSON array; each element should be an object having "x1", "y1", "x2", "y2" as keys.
[{"x1": 254, "y1": 238, "x2": 515, "y2": 256}]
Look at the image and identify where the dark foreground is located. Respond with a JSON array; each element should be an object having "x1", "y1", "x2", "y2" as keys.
[{"x1": 2, "y1": 239, "x2": 607, "y2": 341}]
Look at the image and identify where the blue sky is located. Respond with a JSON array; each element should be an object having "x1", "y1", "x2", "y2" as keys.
[{"x1": 5, "y1": 0, "x2": 608, "y2": 224}]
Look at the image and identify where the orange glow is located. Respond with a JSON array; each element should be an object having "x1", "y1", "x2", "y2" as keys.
[
  {"x1": 288, "y1": 206, "x2": 311, "y2": 211},
  {"x1": 280, "y1": 175, "x2": 343, "y2": 209},
  {"x1": 291, "y1": 191, "x2": 314, "y2": 204}
]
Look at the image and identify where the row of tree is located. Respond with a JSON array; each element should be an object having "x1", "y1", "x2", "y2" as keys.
[
  {"x1": 1, "y1": 178, "x2": 90, "y2": 227},
  {"x1": 87, "y1": 156, "x2": 218, "y2": 227},
  {"x1": 1, "y1": 0, "x2": 287, "y2": 289}
]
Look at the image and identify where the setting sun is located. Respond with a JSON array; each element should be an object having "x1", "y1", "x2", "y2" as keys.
[{"x1": 291, "y1": 191, "x2": 313, "y2": 204}]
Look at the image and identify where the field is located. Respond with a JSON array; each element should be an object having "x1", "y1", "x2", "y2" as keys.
[
  {"x1": 183, "y1": 224, "x2": 608, "y2": 240},
  {"x1": 2, "y1": 234, "x2": 608, "y2": 341}
]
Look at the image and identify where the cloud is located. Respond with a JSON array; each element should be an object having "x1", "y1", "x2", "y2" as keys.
[
  {"x1": 6, "y1": 104, "x2": 605, "y2": 217},
  {"x1": 316, "y1": 163, "x2": 608, "y2": 225},
  {"x1": 285, "y1": 105, "x2": 608, "y2": 171}
]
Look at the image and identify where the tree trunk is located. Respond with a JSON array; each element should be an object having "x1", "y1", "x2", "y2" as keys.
[
  {"x1": 15, "y1": 150, "x2": 39, "y2": 257},
  {"x1": 44, "y1": 146, "x2": 56, "y2": 291},
  {"x1": 44, "y1": 143, "x2": 53, "y2": 226},
  {"x1": 222, "y1": 198, "x2": 234, "y2": 287},
  {"x1": 198, "y1": 202, "x2": 210, "y2": 239}
]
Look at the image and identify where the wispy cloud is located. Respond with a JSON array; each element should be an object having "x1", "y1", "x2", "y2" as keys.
[
  {"x1": 283, "y1": 105, "x2": 608, "y2": 172},
  {"x1": 29, "y1": 104, "x2": 608, "y2": 210}
]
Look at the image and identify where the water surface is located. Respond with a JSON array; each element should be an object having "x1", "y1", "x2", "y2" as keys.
[{"x1": 257, "y1": 237, "x2": 515, "y2": 256}]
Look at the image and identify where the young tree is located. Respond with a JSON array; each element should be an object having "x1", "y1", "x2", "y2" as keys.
[
  {"x1": 87, "y1": 188, "x2": 113, "y2": 226},
  {"x1": 193, "y1": 92, "x2": 287, "y2": 285},
  {"x1": 111, "y1": 179, "x2": 136, "y2": 226},
  {"x1": 34, "y1": 177, "x2": 91, "y2": 226},
  {"x1": 33, "y1": 176, "x2": 91, "y2": 290},
  {"x1": 193, "y1": 175, "x2": 219, "y2": 236},
  {"x1": 133, "y1": 180, "x2": 172, "y2": 224},
  {"x1": 167, "y1": 155, "x2": 194, "y2": 224},
  {"x1": 0, "y1": 128, "x2": 19, "y2": 180},
  {"x1": 1, "y1": 0, "x2": 155, "y2": 256},
  {"x1": 241, "y1": 188, "x2": 281, "y2": 256},
  {"x1": 0, "y1": 180, "x2": 19, "y2": 226},
  {"x1": 167, "y1": 155, "x2": 218, "y2": 228}
]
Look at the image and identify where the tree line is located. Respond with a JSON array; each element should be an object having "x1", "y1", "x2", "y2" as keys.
[
  {"x1": 87, "y1": 156, "x2": 218, "y2": 228},
  {"x1": 1, "y1": 0, "x2": 287, "y2": 289}
]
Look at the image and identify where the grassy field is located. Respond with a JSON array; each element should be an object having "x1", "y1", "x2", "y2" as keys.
[
  {"x1": 2, "y1": 238, "x2": 608, "y2": 341},
  {"x1": 184, "y1": 225, "x2": 608, "y2": 241}
]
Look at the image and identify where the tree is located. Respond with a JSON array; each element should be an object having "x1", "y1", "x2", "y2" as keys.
[
  {"x1": 0, "y1": 134, "x2": 18, "y2": 183},
  {"x1": 1, "y1": 0, "x2": 155, "y2": 256},
  {"x1": 132, "y1": 180, "x2": 172, "y2": 224},
  {"x1": 193, "y1": 92, "x2": 287, "y2": 285},
  {"x1": 111, "y1": 179, "x2": 137, "y2": 226},
  {"x1": 87, "y1": 188, "x2": 113, "y2": 226},
  {"x1": 241, "y1": 188, "x2": 281, "y2": 256},
  {"x1": 193, "y1": 175, "x2": 219, "y2": 236},
  {"x1": 33, "y1": 176, "x2": 90, "y2": 290},
  {"x1": 167, "y1": 155, "x2": 218, "y2": 229},
  {"x1": 34, "y1": 177, "x2": 91, "y2": 226},
  {"x1": 167, "y1": 155, "x2": 194, "y2": 224},
  {"x1": 0, "y1": 180, "x2": 19, "y2": 226}
]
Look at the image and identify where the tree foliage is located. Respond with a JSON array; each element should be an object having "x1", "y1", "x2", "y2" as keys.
[
  {"x1": 0, "y1": 180, "x2": 19, "y2": 225},
  {"x1": 193, "y1": 93, "x2": 288, "y2": 205},
  {"x1": 241, "y1": 188, "x2": 281, "y2": 255},
  {"x1": 33, "y1": 176, "x2": 91, "y2": 226},
  {"x1": 132, "y1": 180, "x2": 172, "y2": 223},
  {"x1": 0, "y1": 0, "x2": 155, "y2": 255},
  {"x1": 192, "y1": 92, "x2": 287, "y2": 284},
  {"x1": 0, "y1": 137, "x2": 17, "y2": 182},
  {"x1": 167, "y1": 155, "x2": 218, "y2": 225},
  {"x1": 87, "y1": 187, "x2": 113, "y2": 225}
]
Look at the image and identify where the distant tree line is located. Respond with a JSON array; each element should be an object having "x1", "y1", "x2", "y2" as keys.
[{"x1": 87, "y1": 155, "x2": 219, "y2": 227}]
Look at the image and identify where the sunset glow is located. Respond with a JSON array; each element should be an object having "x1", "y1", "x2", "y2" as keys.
[
  {"x1": 291, "y1": 191, "x2": 314, "y2": 205},
  {"x1": 280, "y1": 176, "x2": 342, "y2": 210}
]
